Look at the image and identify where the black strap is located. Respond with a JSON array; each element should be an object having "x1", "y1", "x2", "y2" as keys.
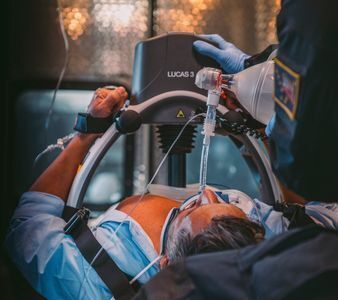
[
  {"x1": 274, "y1": 203, "x2": 316, "y2": 229},
  {"x1": 62, "y1": 206, "x2": 137, "y2": 300},
  {"x1": 73, "y1": 113, "x2": 115, "y2": 134},
  {"x1": 62, "y1": 205, "x2": 79, "y2": 222},
  {"x1": 244, "y1": 44, "x2": 278, "y2": 69},
  {"x1": 75, "y1": 226, "x2": 136, "y2": 300}
]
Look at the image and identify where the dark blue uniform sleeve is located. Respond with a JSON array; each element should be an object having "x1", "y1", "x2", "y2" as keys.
[{"x1": 270, "y1": 0, "x2": 338, "y2": 202}]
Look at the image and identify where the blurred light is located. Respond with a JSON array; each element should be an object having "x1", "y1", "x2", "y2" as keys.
[
  {"x1": 57, "y1": 0, "x2": 279, "y2": 83},
  {"x1": 154, "y1": 0, "x2": 218, "y2": 34},
  {"x1": 92, "y1": 0, "x2": 148, "y2": 37},
  {"x1": 61, "y1": 1, "x2": 90, "y2": 40},
  {"x1": 255, "y1": 0, "x2": 281, "y2": 50},
  {"x1": 59, "y1": 0, "x2": 149, "y2": 82},
  {"x1": 154, "y1": 0, "x2": 280, "y2": 55}
]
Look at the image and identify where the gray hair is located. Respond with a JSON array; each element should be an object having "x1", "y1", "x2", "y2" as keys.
[{"x1": 165, "y1": 216, "x2": 265, "y2": 264}]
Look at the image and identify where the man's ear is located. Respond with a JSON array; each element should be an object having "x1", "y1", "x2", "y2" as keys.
[{"x1": 159, "y1": 255, "x2": 169, "y2": 269}]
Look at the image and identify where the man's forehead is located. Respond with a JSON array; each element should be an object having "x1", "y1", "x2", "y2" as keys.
[
  {"x1": 189, "y1": 202, "x2": 245, "y2": 219},
  {"x1": 182, "y1": 203, "x2": 246, "y2": 237}
]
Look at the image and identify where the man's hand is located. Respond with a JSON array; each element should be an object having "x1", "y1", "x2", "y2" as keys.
[
  {"x1": 87, "y1": 86, "x2": 128, "y2": 118},
  {"x1": 193, "y1": 34, "x2": 249, "y2": 74}
]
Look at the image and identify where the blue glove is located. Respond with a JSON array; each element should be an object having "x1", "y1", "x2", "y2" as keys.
[{"x1": 193, "y1": 34, "x2": 250, "y2": 74}]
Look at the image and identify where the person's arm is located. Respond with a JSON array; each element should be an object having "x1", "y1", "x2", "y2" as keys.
[
  {"x1": 30, "y1": 86, "x2": 128, "y2": 202},
  {"x1": 5, "y1": 86, "x2": 128, "y2": 299},
  {"x1": 30, "y1": 133, "x2": 97, "y2": 201}
]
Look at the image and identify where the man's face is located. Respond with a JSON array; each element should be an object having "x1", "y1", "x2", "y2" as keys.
[{"x1": 169, "y1": 189, "x2": 247, "y2": 242}]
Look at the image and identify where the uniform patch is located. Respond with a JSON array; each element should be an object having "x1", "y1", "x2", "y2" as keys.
[{"x1": 274, "y1": 58, "x2": 300, "y2": 120}]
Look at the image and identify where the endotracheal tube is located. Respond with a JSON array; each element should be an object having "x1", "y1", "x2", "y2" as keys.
[{"x1": 195, "y1": 68, "x2": 222, "y2": 193}]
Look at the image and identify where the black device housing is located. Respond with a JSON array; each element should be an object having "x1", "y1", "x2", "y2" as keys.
[{"x1": 131, "y1": 32, "x2": 221, "y2": 124}]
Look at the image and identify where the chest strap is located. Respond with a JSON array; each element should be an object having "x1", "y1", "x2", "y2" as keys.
[
  {"x1": 274, "y1": 203, "x2": 316, "y2": 229},
  {"x1": 62, "y1": 206, "x2": 138, "y2": 300}
]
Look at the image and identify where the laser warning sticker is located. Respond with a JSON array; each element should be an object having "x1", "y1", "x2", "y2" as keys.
[
  {"x1": 176, "y1": 110, "x2": 185, "y2": 118},
  {"x1": 274, "y1": 58, "x2": 300, "y2": 120}
]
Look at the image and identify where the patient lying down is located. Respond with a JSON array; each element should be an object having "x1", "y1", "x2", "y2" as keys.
[
  {"x1": 7, "y1": 86, "x2": 337, "y2": 299},
  {"x1": 6, "y1": 87, "x2": 265, "y2": 299},
  {"x1": 6, "y1": 187, "x2": 264, "y2": 299},
  {"x1": 108, "y1": 188, "x2": 265, "y2": 266}
]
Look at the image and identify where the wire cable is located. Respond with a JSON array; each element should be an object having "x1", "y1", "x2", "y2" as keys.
[
  {"x1": 44, "y1": 0, "x2": 69, "y2": 132},
  {"x1": 32, "y1": 132, "x2": 76, "y2": 170},
  {"x1": 32, "y1": 0, "x2": 70, "y2": 173}
]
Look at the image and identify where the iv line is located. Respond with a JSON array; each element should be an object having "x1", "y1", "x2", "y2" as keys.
[
  {"x1": 33, "y1": 0, "x2": 70, "y2": 173},
  {"x1": 32, "y1": 132, "x2": 76, "y2": 170},
  {"x1": 44, "y1": 0, "x2": 69, "y2": 131}
]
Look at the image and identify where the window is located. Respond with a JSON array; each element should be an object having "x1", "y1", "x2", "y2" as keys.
[{"x1": 15, "y1": 90, "x2": 126, "y2": 209}]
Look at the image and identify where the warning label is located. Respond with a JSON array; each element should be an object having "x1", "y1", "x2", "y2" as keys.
[{"x1": 176, "y1": 110, "x2": 185, "y2": 118}]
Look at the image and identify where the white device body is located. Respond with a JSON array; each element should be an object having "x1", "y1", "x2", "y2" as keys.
[{"x1": 228, "y1": 60, "x2": 275, "y2": 125}]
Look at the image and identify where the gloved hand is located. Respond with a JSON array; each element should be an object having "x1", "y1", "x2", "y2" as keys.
[{"x1": 193, "y1": 34, "x2": 249, "y2": 74}]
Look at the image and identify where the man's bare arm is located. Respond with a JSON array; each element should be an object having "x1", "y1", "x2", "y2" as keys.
[
  {"x1": 29, "y1": 133, "x2": 98, "y2": 201},
  {"x1": 30, "y1": 87, "x2": 128, "y2": 202}
]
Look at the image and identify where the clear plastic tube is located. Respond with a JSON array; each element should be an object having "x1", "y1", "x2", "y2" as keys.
[
  {"x1": 199, "y1": 104, "x2": 217, "y2": 193},
  {"x1": 199, "y1": 138, "x2": 210, "y2": 193},
  {"x1": 76, "y1": 113, "x2": 205, "y2": 299},
  {"x1": 195, "y1": 68, "x2": 222, "y2": 194}
]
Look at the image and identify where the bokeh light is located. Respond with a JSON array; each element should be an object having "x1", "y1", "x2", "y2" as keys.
[
  {"x1": 92, "y1": 0, "x2": 148, "y2": 37},
  {"x1": 255, "y1": 0, "x2": 281, "y2": 50},
  {"x1": 57, "y1": 0, "x2": 279, "y2": 82},
  {"x1": 61, "y1": 0, "x2": 90, "y2": 40},
  {"x1": 59, "y1": 0, "x2": 149, "y2": 82},
  {"x1": 154, "y1": 0, "x2": 217, "y2": 34},
  {"x1": 153, "y1": 0, "x2": 277, "y2": 54}
]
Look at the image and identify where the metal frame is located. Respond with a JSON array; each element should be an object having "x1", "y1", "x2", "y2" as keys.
[{"x1": 67, "y1": 91, "x2": 283, "y2": 208}]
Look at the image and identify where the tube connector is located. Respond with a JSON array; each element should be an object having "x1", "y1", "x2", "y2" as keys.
[
  {"x1": 207, "y1": 90, "x2": 221, "y2": 106},
  {"x1": 195, "y1": 67, "x2": 222, "y2": 93}
]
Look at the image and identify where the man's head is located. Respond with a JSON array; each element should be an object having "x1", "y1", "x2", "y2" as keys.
[{"x1": 160, "y1": 189, "x2": 264, "y2": 267}]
